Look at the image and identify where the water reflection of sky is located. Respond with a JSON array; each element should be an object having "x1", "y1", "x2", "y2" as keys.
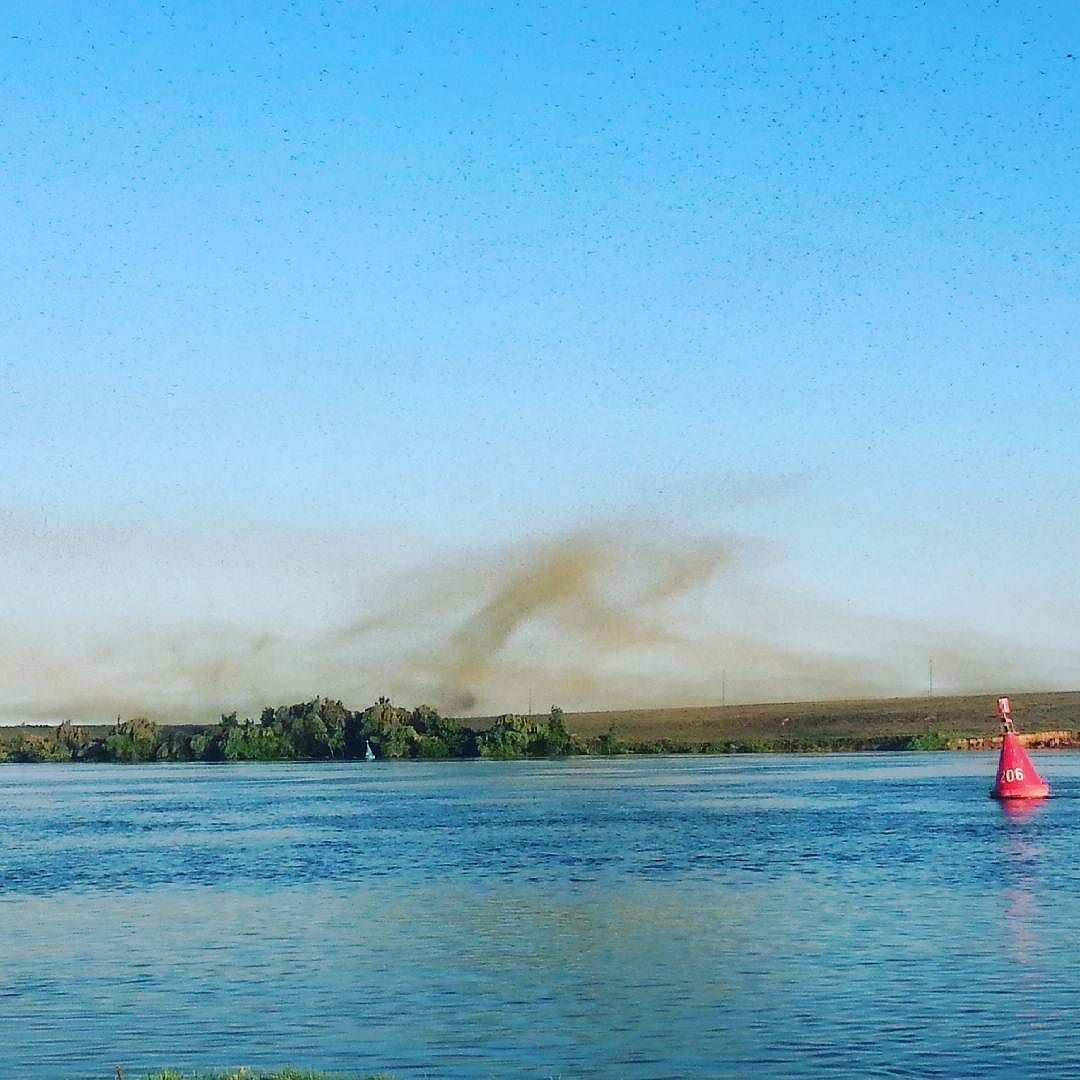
[{"x1": 3, "y1": 755, "x2": 1080, "y2": 1077}]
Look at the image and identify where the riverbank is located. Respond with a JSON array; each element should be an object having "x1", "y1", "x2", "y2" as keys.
[
  {"x1": 564, "y1": 729, "x2": 1080, "y2": 754},
  {"x1": 952, "y1": 729, "x2": 1080, "y2": 750},
  {"x1": 563, "y1": 689, "x2": 1080, "y2": 745},
  {"x1": 4, "y1": 690, "x2": 1078, "y2": 764}
]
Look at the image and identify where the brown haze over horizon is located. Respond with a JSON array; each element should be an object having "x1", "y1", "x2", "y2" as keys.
[{"x1": 0, "y1": 506, "x2": 1076, "y2": 725}]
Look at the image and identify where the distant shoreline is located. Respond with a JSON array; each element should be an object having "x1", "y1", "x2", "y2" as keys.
[{"x1": 2, "y1": 690, "x2": 1079, "y2": 763}]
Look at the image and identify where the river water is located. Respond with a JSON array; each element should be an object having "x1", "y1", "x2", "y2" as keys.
[{"x1": 2, "y1": 753, "x2": 1080, "y2": 1078}]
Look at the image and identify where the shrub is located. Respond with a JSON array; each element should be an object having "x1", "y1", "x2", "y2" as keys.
[{"x1": 907, "y1": 732, "x2": 953, "y2": 751}]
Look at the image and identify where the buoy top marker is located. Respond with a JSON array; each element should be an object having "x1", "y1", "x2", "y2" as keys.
[{"x1": 991, "y1": 697, "x2": 1050, "y2": 800}]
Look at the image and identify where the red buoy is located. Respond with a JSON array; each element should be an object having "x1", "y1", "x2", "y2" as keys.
[{"x1": 990, "y1": 697, "x2": 1049, "y2": 799}]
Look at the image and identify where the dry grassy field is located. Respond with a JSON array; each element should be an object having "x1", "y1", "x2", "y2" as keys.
[
  {"x1": 563, "y1": 690, "x2": 1080, "y2": 744},
  {"x1": 5, "y1": 691, "x2": 1080, "y2": 754}
]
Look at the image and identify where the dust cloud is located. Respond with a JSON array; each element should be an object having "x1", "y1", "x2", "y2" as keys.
[
  {"x1": 410, "y1": 530, "x2": 738, "y2": 710},
  {"x1": 0, "y1": 510, "x2": 1073, "y2": 724}
]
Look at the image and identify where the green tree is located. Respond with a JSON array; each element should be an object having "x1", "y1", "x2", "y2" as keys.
[
  {"x1": 105, "y1": 717, "x2": 162, "y2": 762},
  {"x1": 3, "y1": 732, "x2": 69, "y2": 763},
  {"x1": 53, "y1": 720, "x2": 91, "y2": 760},
  {"x1": 477, "y1": 709, "x2": 572, "y2": 758},
  {"x1": 540, "y1": 705, "x2": 572, "y2": 756},
  {"x1": 219, "y1": 713, "x2": 292, "y2": 761},
  {"x1": 478, "y1": 714, "x2": 538, "y2": 759},
  {"x1": 260, "y1": 698, "x2": 348, "y2": 759},
  {"x1": 359, "y1": 697, "x2": 420, "y2": 759}
]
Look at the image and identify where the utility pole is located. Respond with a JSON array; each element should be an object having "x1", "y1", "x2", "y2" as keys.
[
  {"x1": 721, "y1": 668, "x2": 726, "y2": 708},
  {"x1": 528, "y1": 687, "x2": 533, "y2": 717},
  {"x1": 928, "y1": 659, "x2": 934, "y2": 698}
]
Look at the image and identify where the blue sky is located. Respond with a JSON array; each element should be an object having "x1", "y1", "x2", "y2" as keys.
[{"x1": 1, "y1": 2, "x2": 1077, "y2": 718}]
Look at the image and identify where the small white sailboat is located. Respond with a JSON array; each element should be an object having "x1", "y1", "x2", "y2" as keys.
[{"x1": 364, "y1": 739, "x2": 376, "y2": 761}]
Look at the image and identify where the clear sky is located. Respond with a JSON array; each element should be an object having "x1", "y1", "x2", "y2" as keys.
[{"x1": 1, "y1": 1, "x2": 1077, "y2": 721}]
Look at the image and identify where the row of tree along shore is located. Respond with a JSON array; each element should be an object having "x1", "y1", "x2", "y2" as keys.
[
  {"x1": 2, "y1": 698, "x2": 574, "y2": 764},
  {"x1": 0, "y1": 696, "x2": 1044, "y2": 764}
]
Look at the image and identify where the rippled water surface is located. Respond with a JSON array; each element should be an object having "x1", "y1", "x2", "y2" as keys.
[{"x1": 3, "y1": 754, "x2": 1080, "y2": 1078}]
